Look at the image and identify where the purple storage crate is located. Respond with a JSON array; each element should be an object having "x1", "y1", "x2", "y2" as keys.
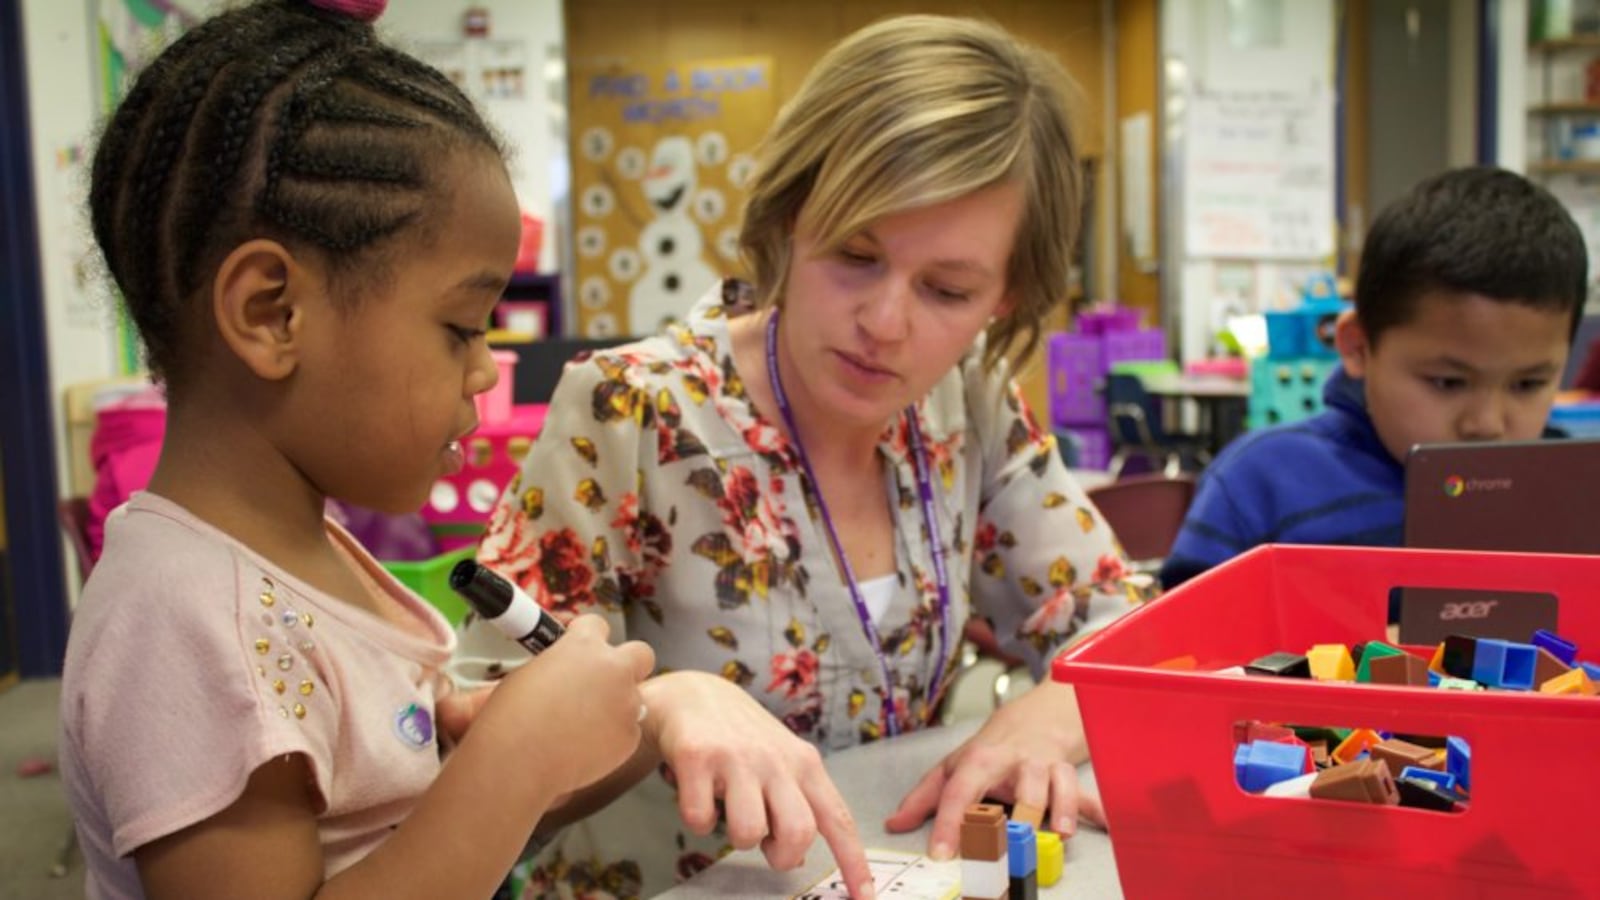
[
  {"x1": 1064, "y1": 425, "x2": 1112, "y2": 470},
  {"x1": 1102, "y1": 327, "x2": 1166, "y2": 369},
  {"x1": 1076, "y1": 307, "x2": 1141, "y2": 336},
  {"x1": 1048, "y1": 333, "x2": 1105, "y2": 427}
]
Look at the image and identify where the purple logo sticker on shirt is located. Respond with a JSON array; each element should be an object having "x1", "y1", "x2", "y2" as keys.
[{"x1": 393, "y1": 702, "x2": 434, "y2": 750}]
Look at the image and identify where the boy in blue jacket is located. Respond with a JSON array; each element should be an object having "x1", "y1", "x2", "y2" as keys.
[{"x1": 1161, "y1": 167, "x2": 1589, "y2": 592}]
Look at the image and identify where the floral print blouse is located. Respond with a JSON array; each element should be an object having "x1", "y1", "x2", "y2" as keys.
[{"x1": 471, "y1": 280, "x2": 1149, "y2": 899}]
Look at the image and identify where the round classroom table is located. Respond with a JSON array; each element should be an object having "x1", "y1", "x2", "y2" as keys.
[{"x1": 651, "y1": 719, "x2": 1123, "y2": 899}]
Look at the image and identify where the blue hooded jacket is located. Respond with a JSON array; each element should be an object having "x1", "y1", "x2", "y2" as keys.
[{"x1": 1159, "y1": 368, "x2": 1404, "y2": 590}]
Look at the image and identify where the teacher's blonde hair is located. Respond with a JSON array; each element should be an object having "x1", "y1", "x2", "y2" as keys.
[{"x1": 738, "y1": 14, "x2": 1084, "y2": 368}]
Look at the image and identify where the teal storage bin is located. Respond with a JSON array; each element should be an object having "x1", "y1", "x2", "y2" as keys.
[{"x1": 1248, "y1": 357, "x2": 1339, "y2": 429}]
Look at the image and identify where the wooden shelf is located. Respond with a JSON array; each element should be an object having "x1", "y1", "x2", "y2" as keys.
[
  {"x1": 1531, "y1": 35, "x2": 1600, "y2": 51},
  {"x1": 1528, "y1": 159, "x2": 1600, "y2": 175},
  {"x1": 1530, "y1": 102, "x2": 1600, "y2": 115}
]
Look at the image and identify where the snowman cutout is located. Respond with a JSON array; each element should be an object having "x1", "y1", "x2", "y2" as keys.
[{"x1": 629, "y1": 136, "x2": 720, "y2": 333}]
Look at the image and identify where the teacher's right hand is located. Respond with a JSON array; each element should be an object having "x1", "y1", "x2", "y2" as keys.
[{"x1": 641, "y1": 670, "x2": 876, "y2": 900}]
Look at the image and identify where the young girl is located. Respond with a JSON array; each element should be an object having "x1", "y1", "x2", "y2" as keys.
[{"x1": 59, "y1": 1, "x2": 655, "y2": 897}]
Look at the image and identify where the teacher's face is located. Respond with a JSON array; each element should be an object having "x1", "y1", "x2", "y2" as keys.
[{"x1": 778, "y1": 181, "x2": 1023, "y2": 432}]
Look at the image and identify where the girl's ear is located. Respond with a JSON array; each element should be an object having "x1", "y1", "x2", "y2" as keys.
[
  {"x1": 1333, "y1": 307, "x2": 1370, "y2": 379},
  {"x1": 212, "y1": 239, "x2": 311, "y2": 381}
]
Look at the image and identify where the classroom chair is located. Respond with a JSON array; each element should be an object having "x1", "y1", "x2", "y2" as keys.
[
  {"x1": 1085, "y1": 473, "x2": 1197, "y2": 571},
  {"x1": 1104, "y1": 373, "x2": 1210, "y2": 478}
]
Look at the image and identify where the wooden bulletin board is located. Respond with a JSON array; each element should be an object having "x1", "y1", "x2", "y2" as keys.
[{"x1": 568, "y1": 57, "x2": 774, "y2": 338}]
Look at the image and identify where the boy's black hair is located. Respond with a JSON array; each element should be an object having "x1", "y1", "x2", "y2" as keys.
[
  {"x1": 89, "y1": 0, "x2": 504, "y2": 386},
  {"x1": 1355, "y1": 166, "x2": 1590, "y2": 345}
]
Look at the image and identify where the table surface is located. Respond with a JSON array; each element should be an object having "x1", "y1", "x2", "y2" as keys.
[
  {"x1": 652, "y1": 720, "x2": 1122, "y2": 899},
  {"x1": 1068, "y1": 468, "x2": 1114, "y2": 491},
  {"x1": 1140, "y1": 373, "x2": 1251, "y2": 399}
]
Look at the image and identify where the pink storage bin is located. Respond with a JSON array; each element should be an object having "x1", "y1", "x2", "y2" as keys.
[
  {"x1": 473, "y1": 350, "x2": 520, "y2": 426},
  {"x1": 423, "y1": 403, "x2": 547, "y2": 550}
]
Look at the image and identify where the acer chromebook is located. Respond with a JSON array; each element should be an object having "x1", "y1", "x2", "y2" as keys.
[{"x1": 1399, "y1": 438, "x2": 1600, "y2": 644}]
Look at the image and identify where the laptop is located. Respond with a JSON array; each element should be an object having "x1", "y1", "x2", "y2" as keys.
[{"x1": 1398, "y1": 438, "x2": 1600, "y2": 644}]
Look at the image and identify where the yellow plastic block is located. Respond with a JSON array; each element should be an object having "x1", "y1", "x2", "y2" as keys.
[
  {"x1": 1037, "y1": 831, "x2": 1064, "y2": 887},
  {"x1": 1308, "y1": 644, "x2": 1355, "y2": 681},
  {"x1": 1332, "y1": 728, "x2": 1382, "y2": 765},
  {"x1": 1539, "y1": 667, "x2": 1597, "y2": 696}
]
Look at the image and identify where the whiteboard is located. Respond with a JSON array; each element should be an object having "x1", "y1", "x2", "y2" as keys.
[{"x1": 1183, "y1": 89, "x2": 1335, "y2": 260}]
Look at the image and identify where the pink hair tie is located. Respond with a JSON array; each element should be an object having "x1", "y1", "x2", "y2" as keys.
[{"x1": 306, "y1": 0, "x2": 387, "y2": 23}]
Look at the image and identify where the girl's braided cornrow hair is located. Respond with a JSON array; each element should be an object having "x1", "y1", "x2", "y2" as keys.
[{"x1": 89, "y1": 0, "x2": 503, "y2": 386}]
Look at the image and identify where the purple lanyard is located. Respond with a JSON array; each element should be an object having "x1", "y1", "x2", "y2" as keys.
[{"x1": 764, "y1": 310, "x2": 952, "y2": 737}]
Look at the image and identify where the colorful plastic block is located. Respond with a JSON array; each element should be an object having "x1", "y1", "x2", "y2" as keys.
[
  {"x1": 1436, "y1": 676, "x2": 1484, "y2": 691},
  {"x1": 960, "y1": 804, "x2": 1009, "y2": 900},
  {"x1": 1471, "y1": 639, "x2": 1537, "y2": 690},
  {"x1": 1533, "y1": 647, "x2": 1572, "y2": 691},
  {"x1": 1309, "y1": 759, "x2": 1399, "y2": 805},
  {"x1": 1005, "y1": 822, "x2": 1036, "y2": 877},
  {"x1": 1331, "y1": 728, "x2": 1382, "y2": 765},
  {"x1": 1370, "y1": 739, "x2": 1438, "y2": 778},
  {"x1": 1354, "y1": 642, "x2": 1406, "y2": 683},
  {"x1": 1245, "y1": 651, "x2": 1311, "y2": 678},
  {"x1": 1234, "y1": 739, "x2": 1312, "y2": 792},
  {"x1": 1009, "y1": 802, "x2": 1043, "y2": 830},
  {"x1": 1396, "y1": 775, "x2": 1462, "y2": 812},
  {"x1": 1036, "y1": 832, "x2": 1063, "y2": 887},
  {"x1": 1006, "y1": 821, "x2": 1038, "y2": 900},
  {"x1": 1532, "y1": 628, "x2": 1579, "y2": 666},
  {"x1": 1307, "y1": 644, "x2": 1355, "y2": 681},
  {"x1": 1440, "y1": 635, "x2": 1477, "y2": 680},
  {"x1": 960, "y1": 803, "x2": 1007, "y2": 861},
  {"x1": 1367, "y1": 652, "x2": 1431, "y2": 686},
  {"x1": 1398, "y1": 766, "x2": 1458, "y2": 792},
  {"x1": 1539, "y1": 667, "x2": 1597, "y2": 696},
  {"x1": 1446, "y1": 736, "x2": 1472, "y2": 793}
]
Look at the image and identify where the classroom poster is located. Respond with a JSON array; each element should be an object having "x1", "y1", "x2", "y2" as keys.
[
  {"x1": 569, "y1": 57, "x2": 774, "y2": 338},
  {"x1": 1182, "y1": 88, "x2": 1335, "y2": 260}
]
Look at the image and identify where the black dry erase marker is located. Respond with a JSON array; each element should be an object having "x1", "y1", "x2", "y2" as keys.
[{"x1": 449, "y1": 559, "x2": 565, "y2": 655}]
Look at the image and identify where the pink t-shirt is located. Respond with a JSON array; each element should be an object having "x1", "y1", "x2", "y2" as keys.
[{"x1": 59, "y1": 492, "x2": 457, "y2": 899}]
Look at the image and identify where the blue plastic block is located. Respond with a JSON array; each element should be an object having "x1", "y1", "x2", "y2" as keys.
[
  {"x1": 1471, "y1": 639, "x2": 1537, "y2": 690},
  {"x1": 1532, "y1": 629, "x2": 1579, "y2": 666},
  {"x1": 1427, "y1": 669, "x2": 1442, "y2": 687},
  {"x1": 1399, "y1": 766, "x2": 1458, "y2": 793},
  {"x1": 1446, "y1": 736, "x2": 1472, "y2": 793},
  {"x1": 1234, "y1": 740, "x2": 1309, "y2": 793},
  {"x1": 1006, "y1": 821, "x2": 1037, "y2": 877},
  {"x1": 1581, "y1": 662, "x2": 1600, "y2": 682}
]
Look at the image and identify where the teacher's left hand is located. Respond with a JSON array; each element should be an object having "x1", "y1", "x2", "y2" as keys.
[{"x1": 882, "y1": 679, "x2": 1104, "y2": 858}]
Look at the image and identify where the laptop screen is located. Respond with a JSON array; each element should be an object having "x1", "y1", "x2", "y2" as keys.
[
  {"x1": 1403, "y1": 438, "x2": 1600, "y2": 554},
  {"x1": 1398, "y1": 438, "x2": 1600, "y2": 643}
]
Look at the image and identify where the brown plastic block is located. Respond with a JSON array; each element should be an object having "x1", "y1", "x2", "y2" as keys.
[
  {"x1": 1367, "y1": 652, "x2": 1431, "y2": 686},
  {"x1": 1308, "y1": 740, "x2": 1330, "y2": 769},
  {"x1": 961, "y1": 803, "x2": 1007, "y2": 862},
  {"x1": 1310, "y1": 759, "x2": 1399, "y2": 805},
  {"x1": 1370, "y1": 739, "x2": 1436, "y2": 778},
  {"x1": 1535, "y1": 647, "x2": 1572, "y2": 689},
  {"x1": 1010, "y1": 801, "x2": 1044, "y2": 830}
]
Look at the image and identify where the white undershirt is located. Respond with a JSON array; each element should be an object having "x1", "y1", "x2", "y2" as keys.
[{"x1": 858, "y1": 574, "x2": 897, "y2": 626}]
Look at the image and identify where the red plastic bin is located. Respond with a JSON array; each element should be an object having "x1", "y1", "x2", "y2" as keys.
[{"x1": 1053, "y1": 544, "x2": 1600, "y2": 899}]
